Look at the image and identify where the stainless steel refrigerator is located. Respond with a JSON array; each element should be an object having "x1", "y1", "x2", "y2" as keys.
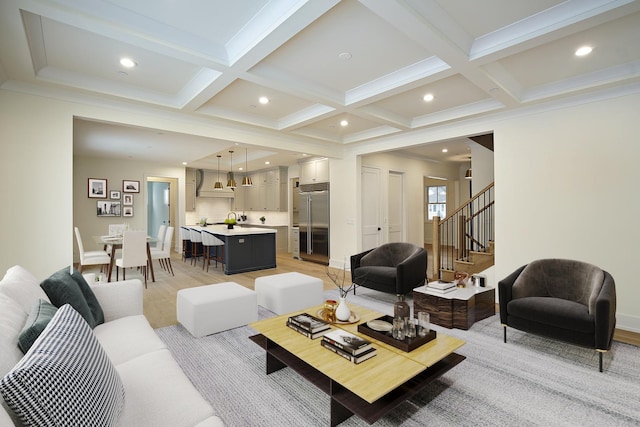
[{"x1": 299, "y1": 183, "x2": 329, "y2": 265}]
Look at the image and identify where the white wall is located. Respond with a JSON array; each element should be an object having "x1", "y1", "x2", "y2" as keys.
[
  {"x1": 494, "y1": 91, "x2": 640, "y2": 332},
  {"x1": 0, "y1": 90, "x2": 73, "y2": 278}
]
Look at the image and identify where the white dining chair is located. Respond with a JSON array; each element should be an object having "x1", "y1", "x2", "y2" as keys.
[
  {"x1": 108, "y1": 223, "x2": 126, "y2": 236},
  {"x1": 115, "y1": 231, "x2": 148, "y2": 287},
  {"x1": 74, "y1": 227, "x2": 111, "y2": 273},
  {"x1": 150, "y1": 226, "x2": 174, "y2": 275},
  {"x1": 153, "y1": 224, "x2": 167, "y2": 250},
  {"x1": 201, "y1": 230, "x2": 224, "y2": 272},
  {"x1": 189, "y1": 228, "x2": 203, "y2": 267}
]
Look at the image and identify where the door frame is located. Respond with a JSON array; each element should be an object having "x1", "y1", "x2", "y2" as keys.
[{"x1": 147, "y1": 176, "x2": 178, "y2": 251}]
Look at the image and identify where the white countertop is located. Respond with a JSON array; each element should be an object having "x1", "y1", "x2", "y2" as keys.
[
  {"x1": 188, "y1": 225, "x2": 277, "y2": 236},
  {"x1": 413, "y1": 283, "x2": 494, "y2": 300}
]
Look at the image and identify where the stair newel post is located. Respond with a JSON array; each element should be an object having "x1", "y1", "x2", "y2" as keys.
[{"x1": 433, "y1": 216, "x2": 441, "y2": 281}]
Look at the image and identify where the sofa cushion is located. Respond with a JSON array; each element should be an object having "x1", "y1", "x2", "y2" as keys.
[
  {"x1": 0, "y1": 293, "x2": 27, "y2": 378},
  {"x1": 0, "y1": 304, "x2": 125, "y2": 426},
  {"x1": 18, "y1": 299, "x2": 58, "y2": 353},
  {"x1": 93, "y1": 315, "x2": 167, "y2": 366},
  {"x1": 512, "y1": 259, "x2": 604, "y2": 314},
  {"x1": 0, "y1": 265, "x2": 50, "y2": 314},
  {"x1": 354, "y1": 266, "x2": 396, "y2": 289},
  {"x1": 116, "y1": 350, "x2": 215, "y2": 427},
  {"x1": 40, "y1": 267, "x2": 104, "y2": 328},
  {"x1": 361, "y1": 242, "x2": 420, "y2": 267},
  {"x1": 508, "y1": 297, "x2": 594, "y2": 334}
]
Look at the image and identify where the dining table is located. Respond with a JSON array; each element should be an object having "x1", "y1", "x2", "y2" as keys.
[{"x1": 93, "y1": 234, "x2": 158, "y2": 283}]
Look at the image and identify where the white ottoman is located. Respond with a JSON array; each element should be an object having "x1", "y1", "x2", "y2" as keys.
[
  {"x1": 255, "y1": 272, "x2": 323, "y2": 315},
  {"x1": 177, "y1": 282, "x2": 257, "y2": 337}
]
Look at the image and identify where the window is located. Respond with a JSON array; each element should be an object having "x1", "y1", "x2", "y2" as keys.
[{"x1": 426, "y1": 185, "x2": 446, "y2": 220}]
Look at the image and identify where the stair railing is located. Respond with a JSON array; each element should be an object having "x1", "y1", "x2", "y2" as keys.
[{"x1": 432, "y1": 182, "x2": 494, "y2": 279}]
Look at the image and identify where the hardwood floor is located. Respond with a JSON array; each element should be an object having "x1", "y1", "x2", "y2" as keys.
[{"x1": 83, "y1": 250, "x2": 640, "y2": 346}]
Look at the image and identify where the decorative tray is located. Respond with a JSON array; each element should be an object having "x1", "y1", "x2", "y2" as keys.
[
  {"x1": 316, "y1": 309, "x2": 361, "y2": 325},
  {"x1": 357, "y1": 315, "x2": 436, "y2": 352}
]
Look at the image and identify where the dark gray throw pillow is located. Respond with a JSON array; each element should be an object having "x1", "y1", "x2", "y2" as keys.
[
  {"x1": 18, "y1": 299, "x2": 58, "y2": 353},
  {"x1": 40, "y1": 267, "x2": 104, "y2": 328}
]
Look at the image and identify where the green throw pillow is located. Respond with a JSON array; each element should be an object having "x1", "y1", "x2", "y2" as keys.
[
  {"x1": 18, "y1": 299, "x2": 58, "y2": 353},
  {"x1": 40, "y1": 267, "x2": 104, "y2": 328}
]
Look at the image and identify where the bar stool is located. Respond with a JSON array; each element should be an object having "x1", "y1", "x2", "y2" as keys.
[
  {"x1": 201, "y1": 230, "x2": 224, "y2": 272},
  {"x1": 189, "y1": 228, "x2": 203, "y2": 267},
  {"x1": 180, "y1": 226, "x2": 191, "y2": 262}
]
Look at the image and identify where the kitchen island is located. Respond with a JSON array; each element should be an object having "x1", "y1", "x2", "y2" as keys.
[{"x1": 189, "y1": 225, "x2": 277, "y2": 275}]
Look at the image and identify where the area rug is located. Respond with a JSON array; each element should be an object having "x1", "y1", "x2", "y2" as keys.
[{"x1": 155, "y1": 289, "x2": 640, "y2": 426}]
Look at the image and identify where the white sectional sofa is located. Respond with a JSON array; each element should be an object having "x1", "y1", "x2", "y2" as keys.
[{"x1": 0, "y1": 265, "x2": 224, "y2": 426}]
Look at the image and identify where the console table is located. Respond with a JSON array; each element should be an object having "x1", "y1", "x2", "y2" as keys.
[{"x1": 413, "y1": 284, "x2": 495, "y2": 330}]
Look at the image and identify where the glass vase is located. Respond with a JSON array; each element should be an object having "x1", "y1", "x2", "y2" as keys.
[{"x1": 394, "y1": 294, "x2": 410, "y2": 319}]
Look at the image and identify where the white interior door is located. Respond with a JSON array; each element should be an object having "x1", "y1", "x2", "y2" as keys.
[
  {"x1": 388, "y1": 171, "x2": 404, "y2": 242},
  {"x1": 361, "y1": 166, "x2": 381, "y2": 251}
]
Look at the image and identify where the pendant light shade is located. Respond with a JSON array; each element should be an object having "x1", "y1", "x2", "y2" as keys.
[
  {"x1": 226, "y1": 150, "x2": 237, "y2": 188},
  {"x1": 465, "y1": 168, "x2": 472, "y2": 180},
  {"x1": 214, "y1": 155, "x2": 223, "y2": 189},
  {"x1": 242, "y1": 148, "x2": 253, "y2": 187}
]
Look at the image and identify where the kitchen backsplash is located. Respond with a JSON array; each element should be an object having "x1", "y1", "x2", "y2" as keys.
[{"x1": 186, "y1": 198, "x2": 289, "y2": 226}]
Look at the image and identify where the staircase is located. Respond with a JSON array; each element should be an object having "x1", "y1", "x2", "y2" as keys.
[{"x1": 432, "y1": 182, "x2": 494, "y2": 281}]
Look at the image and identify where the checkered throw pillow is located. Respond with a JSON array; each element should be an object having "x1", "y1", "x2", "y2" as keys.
[{"x1": 0, "y1": 304, "x2": 125, "y2": 426}]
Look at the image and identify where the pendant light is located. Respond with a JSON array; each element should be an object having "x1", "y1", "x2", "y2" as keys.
[
  {"x1": 214, "y1": 155, "x2": 223, "y2": 189},
  {"x1": 226, "y1": 150, "x2": 237, "y2": 188},
  {"x1": 241, "y1": 148, "x2": 253, "y2": 187}
]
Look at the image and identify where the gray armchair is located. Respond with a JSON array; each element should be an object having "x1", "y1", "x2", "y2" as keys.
[
  {"x1": 499, "y1": 258, "x2": 616, "y2": 372},
  {"x1": 350, "y1": 243, "x2": 427, "y2": 296}
]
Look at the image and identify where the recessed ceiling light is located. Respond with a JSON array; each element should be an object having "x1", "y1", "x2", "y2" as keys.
[
  {"x1": 120, "y1": 57, "x2": 137, "y2": 68},
  {"x1": 182, "y1": 162, "x2": 187, "y2": 165},
  {"x1": 575, "y1": 46, "x2": 592, "y2": 57},
  {"x1": 239, "y1": 167, "x2": 244, "y2": 171},
  {"x1": 258, "y1": 96, "x2": 269, "y2": 104},
  {"x1": 338, "y1": 52, "x2": 352, "y2": 60},
  {"x1": 340, "y1": 120, "x2": 349, "y2": 127},
  {"x1": 442, "y1": 148, "x2": 448, "y2": 153},
  {"x1": 423, "y1": 93, "x2": 434, "y2": 102},
  {"x1": 265, "y1": 161, "x2": 270, "y2": 165}
]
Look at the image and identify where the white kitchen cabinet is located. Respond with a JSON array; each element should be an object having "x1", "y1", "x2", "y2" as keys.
[
  {"x1": 185, "y1": 168, "x2": 196, "y2": 211},
  {"x1": 243, "y1": 167, "x2": 287, "y2": 211},
  {"x1": 299, "y1": 157, "x2": 329, "y2": 184}
]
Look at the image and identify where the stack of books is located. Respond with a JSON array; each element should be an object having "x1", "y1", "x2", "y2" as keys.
[
  {"x1": 427, "y1": 280, "x2": 457, "y2": 294},
  {"x1": 321, "y1": 330, "x2": 377, "y2": 364},
  {"x1": 286, "y1": 313, "x2": 330, "y2": 339}
]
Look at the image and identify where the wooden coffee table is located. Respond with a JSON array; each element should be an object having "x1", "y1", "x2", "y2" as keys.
[{"x1": 249, "y1": 304, "x2": 465, "y2": 426}]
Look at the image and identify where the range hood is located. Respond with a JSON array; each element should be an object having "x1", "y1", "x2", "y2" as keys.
[{"x1": 196, "y1": 169, "x2": 235, "y2": 198}]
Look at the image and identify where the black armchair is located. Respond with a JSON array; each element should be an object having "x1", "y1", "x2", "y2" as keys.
[
  {"x1": 499, "y1": 258, "x2": 616, "y2": 372},
  {"x1": 350, "y1": 243, "x2": 427, "y2": 296}
]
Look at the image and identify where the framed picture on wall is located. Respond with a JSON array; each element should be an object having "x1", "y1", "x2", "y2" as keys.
[
  {"x1": 123, "y1": 180, "x2": 140, "y2": 193},
  {"x1": 123, "y1": 194, "x2": 133, "y2": 205},
  {"x1": 88, "y1": 178, "x2": 107, "y2": 198},
  {"x1": 97, "y1": 200, "x2": 121, "y2": 217},
  {"x1": 110, "y1": 190, "x2": 121, "y2": 199},
  {"x1": 123, "y1": 206, "x2": 133, "y2": 217}
]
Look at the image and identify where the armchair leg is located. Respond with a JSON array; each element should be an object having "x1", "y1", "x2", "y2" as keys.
[
  {"x1": 599, "y1": 351, "x2": 603, "y2": 372},
  {"x1": 503, "y1": 326, "x2": 507, "y2": 343}
]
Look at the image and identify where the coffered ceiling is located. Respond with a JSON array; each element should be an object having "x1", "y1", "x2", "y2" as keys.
[{"x1": 1, "y1": 0, "x2": 639, "y2": 170}]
